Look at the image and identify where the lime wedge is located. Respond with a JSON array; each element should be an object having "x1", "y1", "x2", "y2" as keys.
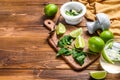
[
  {"x1": 75, "y1": 35, "x2": 85, "y2": 48},
  {"x1": 70, "y1": 28, "x2": 82, "y2": 38},
  {"x1": 90, "y1": 71, "x2": 107, "y2": 79},
  {"x1": 56, "y1": 23, "x2": 66, "y2": 35}
]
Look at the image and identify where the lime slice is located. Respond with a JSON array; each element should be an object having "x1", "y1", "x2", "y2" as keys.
[
  {"x1": 70, "y1": 28, "x2": 82, "y2": 38},
  {"x1": 75, "y1": 35, "x2": 85, "y2": 48},
  {"x1": 102, "y1": 42, "x2": 114, "y2": 64},
  {"x1": 56, "y1": 23, "x2": 66, "y2": 35},
  {"x1": 90, "y1": 71, "x2": 107, "y2": 79},
  {"x1": 102, "y1": 41, "x2": 120, "y2": 63}
]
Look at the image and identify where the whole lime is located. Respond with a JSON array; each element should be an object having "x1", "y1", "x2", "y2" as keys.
[
  {"x1": 88, "y1": 36, "x2": 105, "y2": 53},
  {"x1": 100, "y1": 30, "x2": 114, "y2": 43},
  {"x1": 44, "y1": 4, "x2": 58, "y2": 17}
]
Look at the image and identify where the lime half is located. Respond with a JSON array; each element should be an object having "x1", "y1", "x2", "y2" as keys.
[
  {"x1": 90, "y1": 71, "x2": 107, "y2": 79},
  {"x1": 56, "y1": 23, "x2": 66, "y2": 35},
  {"x1": 75, "y1": 35, "x2": 85, "y2": 48},
  {"x1": 70, "y1": 28, "x2": 82, "y2": 38}
]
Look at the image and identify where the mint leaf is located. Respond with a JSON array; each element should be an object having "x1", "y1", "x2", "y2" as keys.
[
  {"x1": 57, "y1": 48, "x2": 71, "y2": 57},
  {"x1": 57, "y1": 35, "x2": 73, "y2": 48},
  {"x1": 57, "y1": 35, "x2": 86, "y2": 66},
  {"x1": 76, "y1": 55, "x2": 85, "y2": 66},
  {"x1": 119, "y1": 50, "x2": 120, "y2": 54},
  {"x1": 57, "y1": 48, "x2": 68, "y2": 57},
  {"x1": 65, "y1": 9, "x2": 82, "y2": 16},
  {"x1": 58, "y1": 41, "x2": 64, "y2": 48},
  {"x1": 72, "y1": 48, "x2": 86, "y2": 65},
  {"x1": 72, "y1": 49, "x2": 85, "y2": 58}
]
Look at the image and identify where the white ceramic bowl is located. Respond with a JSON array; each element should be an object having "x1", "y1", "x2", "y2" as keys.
[{"x1": 60, "y1": 2, "x2": 86, "y2": 25}]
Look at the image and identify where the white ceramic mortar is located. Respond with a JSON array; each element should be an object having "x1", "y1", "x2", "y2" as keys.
[{"x1": 60, "y1": 2, "x2": 86, "y2": 25}]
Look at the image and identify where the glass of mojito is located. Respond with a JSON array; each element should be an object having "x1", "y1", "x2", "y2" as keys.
[{"x1": 100, "y1": 39, "x2": 120, "y2": 74}]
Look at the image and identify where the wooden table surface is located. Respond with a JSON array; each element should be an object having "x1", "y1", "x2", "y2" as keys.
[{"x1": 0, "y1": 0, "x2": 119, "y2": 80}]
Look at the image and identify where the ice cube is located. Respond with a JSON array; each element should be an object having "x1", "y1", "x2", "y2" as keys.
[{"x1": 113, "y1": 42, "x2": 120, "y2": 48}]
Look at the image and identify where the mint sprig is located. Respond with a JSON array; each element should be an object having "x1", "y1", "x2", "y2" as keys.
[{"x1": 57, "y1": 35, "x2": 86, "y2": 66}]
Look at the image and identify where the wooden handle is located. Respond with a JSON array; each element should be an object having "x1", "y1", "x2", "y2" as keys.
[{"x1": 44, "y1": 19, "x2": 55, "y2": 31}]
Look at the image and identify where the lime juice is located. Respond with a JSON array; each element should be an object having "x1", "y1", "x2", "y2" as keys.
[{"x1": 100, "y1": 39, "x2": 120, "y2": 74}]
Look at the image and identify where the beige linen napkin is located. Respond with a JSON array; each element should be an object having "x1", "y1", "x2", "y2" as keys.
[{"x1": 77, "y1": 0, "x2": 120, "y2": 38}]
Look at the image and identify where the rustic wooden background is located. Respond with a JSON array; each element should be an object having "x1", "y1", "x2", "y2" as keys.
[{"x1": 0, "y1": 0, "x2": 119, "y2": 80}]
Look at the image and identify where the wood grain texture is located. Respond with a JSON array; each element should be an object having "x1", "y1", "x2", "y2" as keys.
[
  {"x1": 0, "y1": 0, "x2": 70, "y2": 4},
  {"x1": 0, "y1": 69, "x2": 119, "y2": 80},
  {"x1": 0, "y1": 0, "x2": 119, "y2": 80},
  {"x1": 0, "y1": 4, "x2": 61, "y2": 26}
]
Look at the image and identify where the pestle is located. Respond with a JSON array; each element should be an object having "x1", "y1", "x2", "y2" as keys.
[{"x1": 86, "y1": 13, "x2": 110, "y2": 34}]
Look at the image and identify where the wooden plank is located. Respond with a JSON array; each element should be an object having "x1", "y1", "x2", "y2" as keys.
[
  {"x1": 0, "y1": 50, "x2": 70, "y2": 69},
  {"x1": 0, "y1": 25, "x2": 49, "y2": 51},
  {"x1": 0, "y1": 4, "x2": 61, "y2": 26},
  {"x1": 0, "y1": 48, "x2": 101, "y2": 70},
  {"x1": 0, "y1": 0, "x2": 70, "y2": 4},
  {"x1": 0, "y1": 69, "x2": 119, "y2": 80}
]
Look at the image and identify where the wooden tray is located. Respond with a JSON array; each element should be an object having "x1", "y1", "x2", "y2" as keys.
[{"x1": 44, "y1": 19, "x2": 100, "y2": 70}]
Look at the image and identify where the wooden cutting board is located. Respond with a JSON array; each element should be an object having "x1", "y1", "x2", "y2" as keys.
[{"x1": 44, "y1": 19, "x2": 100, "y2": 70}]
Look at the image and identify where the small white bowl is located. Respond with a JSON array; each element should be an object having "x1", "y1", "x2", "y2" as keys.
[{"x1": 60, "y1": 2, "x2": 86, "y2": 25}]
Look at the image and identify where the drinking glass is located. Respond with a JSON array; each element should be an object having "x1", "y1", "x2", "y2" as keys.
[{"x1": 100, "y1": 38, "x2": 120, "y2": 74}]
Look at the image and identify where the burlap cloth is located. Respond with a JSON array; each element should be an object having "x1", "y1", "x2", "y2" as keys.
[{"x1": 77, "y1": 0, "x2": 120, "y2": 38}]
